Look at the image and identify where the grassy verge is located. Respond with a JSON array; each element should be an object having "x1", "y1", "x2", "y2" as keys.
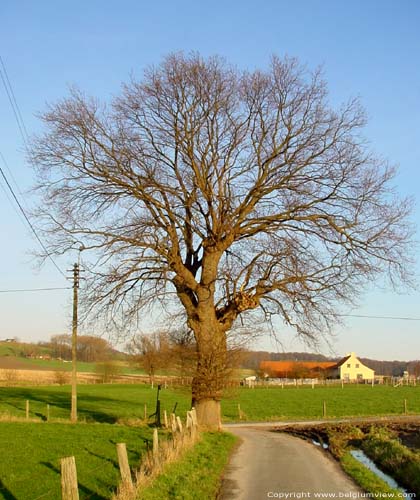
[
  {"x1": 361, "y1": 427, "x2": 420, "y2": 495},
  {"x1": 340, "y1": 452, "x2": 401, "y2": 495},
  {"x1": 137, "y1": 432, "x2": 237, "y2": 500},
  {"x1": 325, "y1": 424, "x2": 419, "y2": 496},
  {"x1": 0, "y1": 421, "x2": 158, "y2": 499}
]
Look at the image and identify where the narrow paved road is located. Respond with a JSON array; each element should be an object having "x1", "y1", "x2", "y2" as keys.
[{"x1": 219, "y1": 426, "x2": 361, "y2": 500}]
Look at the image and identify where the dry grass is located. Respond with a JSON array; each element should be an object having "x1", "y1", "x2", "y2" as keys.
[{"x1": 113, "y1": 416, "x2": 199, "y2": 500}]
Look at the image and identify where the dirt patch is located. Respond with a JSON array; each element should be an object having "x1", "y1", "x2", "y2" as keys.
[
  {"x1": 0, "y1": 356, "x2": 51, "y2": 371},
  {"x1": 273, "y1": 417, "x2": 420, "y2": 451},
  {"x1": 0, "y1": 356, "x2": 44, "y2": 370}
]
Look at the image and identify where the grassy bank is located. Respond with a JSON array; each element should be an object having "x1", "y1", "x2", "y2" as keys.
[
  {"x1": 137, "y1": 432, "x2": 237, "y2": 500},
  {"x1": 340, "y1": 452, "x2": 401, "y2": 496},
  {"x1": 317, "y1": 424, "x2": 419, "y2": 496},
  {"x1": 361, "y1": 427, "x2": 420, "y2": 495}
]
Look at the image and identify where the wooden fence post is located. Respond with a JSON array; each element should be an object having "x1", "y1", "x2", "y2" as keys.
[
  {"x1": 404, "y1": 399, "x2": 408, "y2": 415},
  {"x1": 26, "y1": 400, "x2": 29, "y2": 419},
  {"x1": 170, "y1": 413, "x2": 177, "y2": 433},
  {"x1": 60, "y1": 456, "x2": 79, "y2": 500},
  {"x1": 163, "y1": 409, "x2": 168, "y2": 428},
  {"x1": 176, "y1": 416, "x2": 183, "y2": 434},
  {"x1": 116, "y1": 443, "x2": 133, "y2": 491},
  {"x1": 47, "y1": 404, "x2": 50, "y2": 422},
  {"x1": 144, "y1": 403, "x2": 147, "y2": 421},
  {"x1": 186, "y1": 411, "x2": 192, "y2": 429},
  {"x1": 238, "y1": 404, "x2": 242, "y2": 420},
  {"x1": 191, "y1": 407, "x2": 198, "y2": 427},
  {"x1": 153, "y1": 428, "x2": 159, "y2": 464},
  {"x1": 323, "y1": 401, "x2": 327, "y2": 418}
]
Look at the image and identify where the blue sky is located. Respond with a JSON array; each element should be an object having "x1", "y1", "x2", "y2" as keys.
[{"x1": 0, "y1": 0, "x2": 419, "y2": 360}]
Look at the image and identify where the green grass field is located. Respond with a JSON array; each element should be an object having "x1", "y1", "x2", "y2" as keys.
[
  {"x1": 221, "y1": 384, "x2": 420, "y2": 421},
  {"x1": 0, "y1": 384, "x2": 191, "y2": 423},
  {"x1": 0, "y1": 421, "x2": 156, "y2": 499},
  {"x1": 0, "y1": 383, "x2": 418, "y2": 423},
  {"x1": 0, "y1": 383, "x2": 419, "y2": 499}
]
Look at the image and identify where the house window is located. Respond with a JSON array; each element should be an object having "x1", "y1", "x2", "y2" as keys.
[
  {"x1": 356, "y1": 364, "x2": 360, "y2": 368},
  {"x1": 357, "y1": 374, "x2": 363, "y2": 380},
  {"x1": 347, "y1": 363, "x2": 351, "y2": 368}
]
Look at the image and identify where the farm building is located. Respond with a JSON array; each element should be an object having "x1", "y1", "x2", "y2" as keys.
[{"x1": 260, "y1": 352, "x2": 375, "y2": 381}]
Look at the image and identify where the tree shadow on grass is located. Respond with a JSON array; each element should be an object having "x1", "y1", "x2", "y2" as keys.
[
  {"x1": 40, "y1": 462, "x2": 108, "y2": 500},
  {"x1": 0, "y1": 387, "x2": 125, "y2": 423},
  {"x1": 0, "y1": 480, "x2": 17, "y2": 500}
]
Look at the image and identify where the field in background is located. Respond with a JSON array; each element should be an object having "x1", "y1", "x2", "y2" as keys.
[
  {"x1": 0, "y1": 384, "x2": 191, "y2": 423},
  {"x1": 0, "y1": 383, "x2": 419, "y2": 423},
  {"x1": 221, "y1": 385, "x2": 420, "y2": 421}
]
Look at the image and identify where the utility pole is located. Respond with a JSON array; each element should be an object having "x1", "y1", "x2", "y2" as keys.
[{"x1": 70, "y1": 262, "x2": 79, "y2": 423}]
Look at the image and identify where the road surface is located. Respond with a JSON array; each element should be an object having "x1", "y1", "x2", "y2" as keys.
[{"x1": 219, "y1": 426, "x2": 361, "y2": 500}]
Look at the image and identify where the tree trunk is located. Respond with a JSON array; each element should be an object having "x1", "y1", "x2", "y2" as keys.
[
  {"x1": 191, "y1": 320, "x2": 227, "y2": 429},
  {"x1": 194, "y1": 399, "x2": 221, "y2": 429}
]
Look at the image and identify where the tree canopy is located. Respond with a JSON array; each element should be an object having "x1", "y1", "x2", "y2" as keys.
[{"x1": 31, "y1": 53, "x2": 414, "y2": 425}]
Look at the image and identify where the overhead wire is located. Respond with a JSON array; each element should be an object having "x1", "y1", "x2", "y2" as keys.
[
  {"x1": 0, "y1": 163, "x2": 67, "y2": 278},
  {"x1": 0, "y1": 55, "x2": 29, "y2": 145},
  {"x1": 336, "y1": 313, "x2": 420, "y2": 321},
  {"x1": 0, "y1": 54, "x2": 67, "y2": 279},
  {"x1": 0, "y1": 287, "x2": 71, "y2": 293}
]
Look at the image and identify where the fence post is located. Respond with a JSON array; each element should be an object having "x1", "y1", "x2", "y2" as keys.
[
  {"x1": 176, "y1": 416, "x2": 183, "y2": 434},
  {"x1": 116, "y1": 443, "x2": 133, "y2": 491},
  {"x1": 60, "y1": 456, "x2": 79, "y2": 500},
  {"x1": 186, "y1": 411, "x2": 192, "y2": 429},
  {"x1": 144, "y1": 403, "x2": 147, "y2": 421},
  {"x1": 404, "y1": 399, "x2": 408, "y2": 415},
  {"x1": 238, "y1": 404, "x2": 242, "y2": 420},
  {"x1": 26, "y1": 400, "x2": 29, "y2": 419},
  {"x1": 323, "y1": 401, "x2": 327, "y2": 418},
  {"x1": 191, "y1": 407, "x2": 198, "y2": 427},
  {"x1": 163, "y1": 409, "x2": 168, "y2": 428},
  {"x1": 47, "y1": 404, "x2": 50, "y2": 422},
  {"x1": 153, "y1": 428, "x2": 160, "y2": 464},
  {"x1": 170, "y1": 413, "x2": 177, "y2": 433}
]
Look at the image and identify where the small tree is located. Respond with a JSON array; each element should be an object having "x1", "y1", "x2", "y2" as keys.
[
  {"x1": 128, "y1": 332, "x2": 171, "y2": 383},
  {"x1": 32, "y1": 53, "x2": 414, "y2": 427}
]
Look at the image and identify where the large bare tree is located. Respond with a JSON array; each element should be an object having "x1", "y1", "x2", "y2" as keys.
[{"x1": 31, "y1": 53, "x2": 413, "y2": 427}]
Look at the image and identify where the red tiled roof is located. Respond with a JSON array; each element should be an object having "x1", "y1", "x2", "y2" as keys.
[{"x1": 260, "y1": 360, "x2": 338, "y2": 377}]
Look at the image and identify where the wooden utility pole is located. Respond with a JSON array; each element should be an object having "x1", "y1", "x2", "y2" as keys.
[{"x1": 70, "y1": 263, "x2": 79, "y2": 423}]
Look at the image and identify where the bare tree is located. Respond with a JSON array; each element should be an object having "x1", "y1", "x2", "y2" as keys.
[
  {"x1": 127, "y1": 332, "x2": 171, "y2": 383},
  {"x1": 166, "y1": 327, "x2": 197, "y2": 377},
  {"x1": 31, "y1": 53, "x2": 413, "y2": 427}
]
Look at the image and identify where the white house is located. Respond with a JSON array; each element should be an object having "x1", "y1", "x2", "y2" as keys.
[{"x1": 332, "y1": 352, "x2": 375, "y2": 381}]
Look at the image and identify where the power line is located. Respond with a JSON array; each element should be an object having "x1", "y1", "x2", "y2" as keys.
[
  {"x1": 0, "y1": 164, "x2": 67, "y2": 278},
  {"x1": 0, "y1": 55, "x2": 29, "y2": 145},
  {"x1": 0, "y1": 56, "x2": 67, "y2": 279},
  {"x1": 0, "y1": 287, "x2": 71, "y2": 293},
  {"x1": 336, "y1": 313, "x2": 420, "y2": 321}
]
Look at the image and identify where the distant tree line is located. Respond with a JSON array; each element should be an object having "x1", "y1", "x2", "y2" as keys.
[{"x1": 45, "y1": 334, "x2": 117, "y2": 362}]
